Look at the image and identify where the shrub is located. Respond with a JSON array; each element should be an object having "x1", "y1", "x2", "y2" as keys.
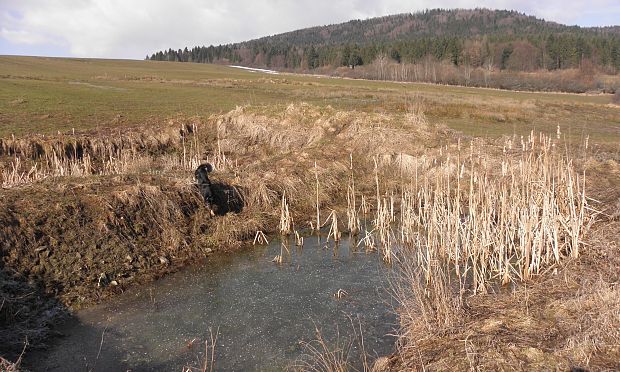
[{"x1": 613, "y1": 90, "x2": 620, "y2": 105}]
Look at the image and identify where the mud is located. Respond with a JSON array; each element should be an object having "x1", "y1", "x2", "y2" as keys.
[{"x1": 0, "y1": 175, "x2": 253, "y2": 308}]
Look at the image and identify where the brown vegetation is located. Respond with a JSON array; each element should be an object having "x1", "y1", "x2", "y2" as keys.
[
  {"x1": 385, "y1": 142, "x2": 620, "y2": 370},
  {"x1": 613, "y1": 90, "x2": 620, "y2": 104},
  {"x1": 293, "y1": 320, "x2": 371, "y2": 372},
  {"x1": 0, "y1": 103, "x2": 446, "y2": 362},
  {"x1": 1, "y1": 102, "x2": 619, "y2": 369},
  {"x1": 329, "y1": 61, "x2": 617, "y2": 93},
  {"x1": 386, "y1": 221, "x2": 620, "y2": 370}
]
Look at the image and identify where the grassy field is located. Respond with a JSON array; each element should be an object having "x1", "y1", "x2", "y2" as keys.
[{"x1": 1, "y1": 56, "x2": 619, "y2": 143}]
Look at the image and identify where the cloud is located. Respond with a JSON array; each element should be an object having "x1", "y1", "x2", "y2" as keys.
[
  {"x1": 0, "y1": 28, "x2": 56, "y2": 45},
  {"x1": 0, "y1": 0, "x2": 618, "y2": 59}
]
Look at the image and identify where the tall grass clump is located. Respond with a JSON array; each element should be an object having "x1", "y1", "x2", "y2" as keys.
[
  {"x1": 292, "y1": 320, "x2": 370, "y2": 372},
  {"x1": 612, "y1": 90, "x2": 620, "y2": 105},
  {"x1": 326, "y1": 210, "x2": 342, "y2": 243},
  {"x1": 390, "y1": 131, "x2": 596, "y2": 355},
  {"x1": 397, "y1": 131, "x2": 594, "y2": 290}
]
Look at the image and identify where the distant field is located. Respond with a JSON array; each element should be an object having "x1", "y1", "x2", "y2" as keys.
[{"x1": 1, "y1": 56, "x2": 619, "y2": 143}]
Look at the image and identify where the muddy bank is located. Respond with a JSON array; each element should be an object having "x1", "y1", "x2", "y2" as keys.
[
  {"x1": 0, "y1": 174, "x2": 256, "y2": 361},
  {"x1": 0, "y1": 175, "x2": 255, "y2": 309}
]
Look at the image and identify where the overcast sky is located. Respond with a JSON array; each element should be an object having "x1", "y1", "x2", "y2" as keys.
[{"x1": 1, "y1": 0, "x2": 619, "y2": 59}]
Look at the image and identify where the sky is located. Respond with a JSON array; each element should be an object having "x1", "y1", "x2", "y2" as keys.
[{"x1": 1, "y1": 0, "x2": 619, "y2": 60}]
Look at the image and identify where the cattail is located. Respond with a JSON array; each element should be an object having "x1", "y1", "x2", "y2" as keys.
[{"x1": 279, "y1": 192, "x2": 292, "y2": 235}]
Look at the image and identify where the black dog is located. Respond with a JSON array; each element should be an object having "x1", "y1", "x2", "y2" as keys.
[{"x1": 195, "y1": 163, "x2": 214, "y2": 213}]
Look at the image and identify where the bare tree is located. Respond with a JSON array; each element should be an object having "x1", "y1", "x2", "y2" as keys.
[
  {"x1": 375, "y1": 53, "x2": 389, "y2": 80},
  {"x1": 463, "y1": 62, "x2": 472, "y2": 86},
  {"x1": 484, "y1": 56, "x2": 494, "y2": 87}
]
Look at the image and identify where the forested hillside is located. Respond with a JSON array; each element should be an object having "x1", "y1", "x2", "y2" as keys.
[{"x1": 148, "y1": 9, "x2": 620, "y2": 92}]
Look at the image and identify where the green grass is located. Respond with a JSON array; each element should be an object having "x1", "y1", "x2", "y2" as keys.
[{"x1": 1, "y1": 56, "x2": 619, "y2": 143}]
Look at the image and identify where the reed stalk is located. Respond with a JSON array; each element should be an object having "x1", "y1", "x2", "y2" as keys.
[
  {"x1": 391, "y1": 132, "x2": 594, "y2": 293},
  {"x1": 326, "y1": 210, "x2": 341, "y2": 243},
  {"x1": 315, "y1": 161, "x2": 320, "y2": 232},
  {"x1": 279, "y1": 191, "x2": 292, "y2": 235},
  {"x1": 346, "y1": 154, "x2": 361, "y2": 236},
  {"x1": 253, "y1": 231, "x2": 269, "y2": 245}
]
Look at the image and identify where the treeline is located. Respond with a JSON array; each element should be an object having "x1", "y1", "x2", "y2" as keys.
[
  {"x1": 148, "y1": 45, "x2": 241, "y2": 64},
  {"x1": 149, "y1": 34, "x2": 620, "y2": 73},
  {"x1": 147, "y1": 9, "x2": 620, "y2": 76}
]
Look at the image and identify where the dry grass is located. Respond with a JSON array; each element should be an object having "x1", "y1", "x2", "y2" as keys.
[
  {"x1": 253, "y1": 230, "x2": 269, "y2": 245},
  {"x1": 292, "y1": 319, "x2": 370, "y2": 372},
  {"x1": 561, "y1": 277, "x2": 620, "y2": 367},
  {"x1": 326, "y1": 210, "x2": 342, "y2": 243},
  {"x1": 182, "y1": 327, "x2": 219, "y2": 372},
  {"x1": 386, "y1": 221, "x2": 620, "y2": 371},
  {"x1": 392, "y1": 259, "x2": 464, "y2": 336},
  {"x1": 613, "y1": 90, "x2": 620, "y2": 105},
  {"x1": 404, "y1": 132, "x2": 593, "y2": 291},
  {"x1": 346, "y1": 155, "x2": 361, "y2": 236},
  {"x1": 382, "y1": 133, "x2": 617, "y2": 370},
  {"x1": 0, "y1": 356, "x2": 21, "y2": 372},
  {"x1": 280, "y1": 192, "x2": 293, "y2": 235},
  {"x1": 0, "y1": 100, "x2": 617, "y2": 369}
]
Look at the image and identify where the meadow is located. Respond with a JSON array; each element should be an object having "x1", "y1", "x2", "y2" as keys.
[
  {"x1": 1, "y1": 56, "x2": 619, "y2": 370},
  {"x1": 1, "y1": 56, "x2": 619, "y2": 142}
]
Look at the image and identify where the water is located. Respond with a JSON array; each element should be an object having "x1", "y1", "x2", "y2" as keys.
[{"x1": 33, "y1": 236, "x2": 397, "y2": 371}]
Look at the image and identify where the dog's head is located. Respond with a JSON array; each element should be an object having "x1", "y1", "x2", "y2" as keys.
[{"x1": 197, "y1": 163, "x2": 213, "y2": 173}]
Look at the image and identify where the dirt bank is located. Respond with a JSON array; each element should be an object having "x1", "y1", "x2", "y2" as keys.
[
  {"x1": 0, "y1": 175, "x2": 259, "y2": 361},
  {"x1": 1, "y1": 175, "x2": 249, "y2": 306}
]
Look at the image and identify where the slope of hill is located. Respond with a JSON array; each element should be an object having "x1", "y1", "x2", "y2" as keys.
[
  {"x1": 148, "y1": 9, "x2": 620, "y2": 92},
  {"x1": 242, "y1": 9, "x2": 619, "y2": 47}
]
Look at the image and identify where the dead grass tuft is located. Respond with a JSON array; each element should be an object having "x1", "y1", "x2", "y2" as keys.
[
  {"x1": 560, "y1": 278, "x2": 620, "y2": 367},
  {"x1": 292, "y1": 319, "x2": 370, "y2": 372},
  {"x1": 612, "y1": 90, "x2": 620, "y2": 105}
]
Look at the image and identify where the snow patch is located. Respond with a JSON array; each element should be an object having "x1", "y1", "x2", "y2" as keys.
[{"x1": 229, "y1": 65, "x2": 279, "y2": 75}]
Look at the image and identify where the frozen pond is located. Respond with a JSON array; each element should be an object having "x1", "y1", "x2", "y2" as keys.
[{"x1": 32, "y1": 235, "x2": 396, "y2": 371}]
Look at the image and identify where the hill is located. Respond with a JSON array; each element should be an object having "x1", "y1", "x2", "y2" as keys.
[
  {"x1": 149, "y1": 9, "x2": 620, "y2": 92},
  {"x1": 243, "y1": 9, "x2": 620, "y2": 46}
]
